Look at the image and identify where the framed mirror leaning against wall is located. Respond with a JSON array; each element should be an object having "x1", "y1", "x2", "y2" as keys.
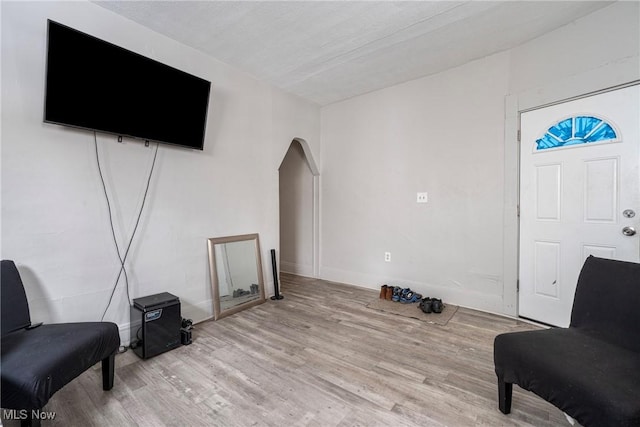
[{"x1": 207, "y1": 233, "x2": 266, "y2": 320}]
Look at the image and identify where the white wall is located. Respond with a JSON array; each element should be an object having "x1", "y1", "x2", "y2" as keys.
[
  {"x1": 508, "y1": 2, "x2": 640, "y2": 96},
  {"x1": 320, "y1": 1, "x2": 640, "y2": 315},
  {"x1": 321, "y1": 53, "x2": 511, "y2": 312},
  {"x1": 1, "y1": 1, "x2": 320, "y2": 342},
  {"x1": 279, "y1": 141, "x2": 314, "y2": 276},
  {"x1": 2, "y1": 1, "x2": 636, "y2": 335}
]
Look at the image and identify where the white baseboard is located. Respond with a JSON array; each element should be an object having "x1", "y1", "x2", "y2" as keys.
[
  {"x1": 281, "y1": 261, "x2": 313, "y2": 277},
  {"x1": 320, "y1": 266, "x2": 505, "y2": 315},
  {"x1": 118, "y1": 322, "x2": 131, "y2": 347}
]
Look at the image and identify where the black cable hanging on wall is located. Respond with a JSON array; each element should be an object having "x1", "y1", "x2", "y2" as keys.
[{"x1": 95, "y1": 132, "x2": 160, "y2": 321}]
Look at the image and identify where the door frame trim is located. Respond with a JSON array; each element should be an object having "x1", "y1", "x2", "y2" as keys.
[{"x1": 502, "y1": 56, "x2": 639, "y2": 317}]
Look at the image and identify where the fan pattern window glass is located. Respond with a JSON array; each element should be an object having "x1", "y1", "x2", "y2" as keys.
[{"x1": 536, "y1": 116, "x2": 617, "y2": 150}]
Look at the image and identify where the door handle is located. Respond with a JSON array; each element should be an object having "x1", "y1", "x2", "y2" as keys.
[{"x1": 622, "y1": 226, "x2": 636, "y2": 236}]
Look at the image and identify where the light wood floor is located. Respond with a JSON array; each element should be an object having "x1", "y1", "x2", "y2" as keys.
[{"x1": 3, "y1": 274, "x2": 572, "y2": 426}]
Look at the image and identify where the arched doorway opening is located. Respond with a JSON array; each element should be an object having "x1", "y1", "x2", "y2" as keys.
[{"x1": 278, "y1": 138, "x2": 319, "y2": 277}]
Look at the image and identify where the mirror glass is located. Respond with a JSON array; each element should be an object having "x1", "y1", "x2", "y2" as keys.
[{"x1": 207, "y1": 233, "x2": 265, "y2": 320}]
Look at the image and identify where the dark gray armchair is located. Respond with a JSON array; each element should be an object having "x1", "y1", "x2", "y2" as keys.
[
  {"x1": 1, "y1": 260, "x2": 120, "y2": 427},
  {"x1": 494, "y1": 256, "x2": 640, "y2": 427}
]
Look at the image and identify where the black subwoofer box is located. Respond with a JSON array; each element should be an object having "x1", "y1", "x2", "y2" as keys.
[{"x1": 130, "y1": 292, "x2": 181, "y2": 359}]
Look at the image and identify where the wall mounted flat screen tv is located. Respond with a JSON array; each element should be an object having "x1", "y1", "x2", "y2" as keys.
[{"x1": 44, "y1": 20, "x2": 211, "y2": 150}]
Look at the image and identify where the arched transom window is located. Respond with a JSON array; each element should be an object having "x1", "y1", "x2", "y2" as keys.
[{"x1": 536, "y1": 115, "x2": 618, "y2": 150}]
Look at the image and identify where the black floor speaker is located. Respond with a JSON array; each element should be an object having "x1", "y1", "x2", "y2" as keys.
[
  {"x1": 271, "y1": 249, "x2": 284, "y2": 300},
  {"x1": 130, "y1": 292, "x2": 181, "y2": 359}
]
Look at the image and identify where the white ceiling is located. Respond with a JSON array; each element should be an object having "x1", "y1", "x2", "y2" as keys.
[{"x1": 93, "y1": 1, "x2": 613, "y2": 106}]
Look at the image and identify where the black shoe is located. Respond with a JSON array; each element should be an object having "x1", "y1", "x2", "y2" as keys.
[
  {"x1": 419, "y1": 297, "x2": 432, "y2": 313},
  {"x1": 431, "y1": 298, "x2": 443, "y2": 313}
]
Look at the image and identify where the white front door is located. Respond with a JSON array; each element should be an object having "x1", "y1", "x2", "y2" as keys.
[{"x1": 519, "y1": 85, "x2": 640, "y2": 327}]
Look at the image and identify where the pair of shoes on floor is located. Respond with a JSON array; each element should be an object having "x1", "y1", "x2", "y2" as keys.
[
  {"x1": 380, "y1": 284, "x2": 392, "y2": 300},
  {"x1": 380, "y1": 285, "x2": 422, "y2": 303},
  {"x1": 378, "y1": 285, "x2": 398, "y2": 300},
  {"x1": 398, "y1": 288, "x2": 422, "y2": 303},
  {"x1": 419, "y1": 297, "x2": 443, "y2": 313},
  {"x1": 379, "y1": 285, "x2": 421, "y2": 303}
]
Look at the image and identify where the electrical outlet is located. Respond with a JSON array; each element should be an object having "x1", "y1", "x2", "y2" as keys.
[
  {"x1": 417, "y1": 192, "x2": 428, "y2": 203},
  {"x1": 384, "y1": 252, "x2": 391, "y2": 262}
]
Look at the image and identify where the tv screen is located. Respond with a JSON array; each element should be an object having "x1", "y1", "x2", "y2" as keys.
[{"x1": 44, "y1": 20, "x2": 211, "y2": 150}]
